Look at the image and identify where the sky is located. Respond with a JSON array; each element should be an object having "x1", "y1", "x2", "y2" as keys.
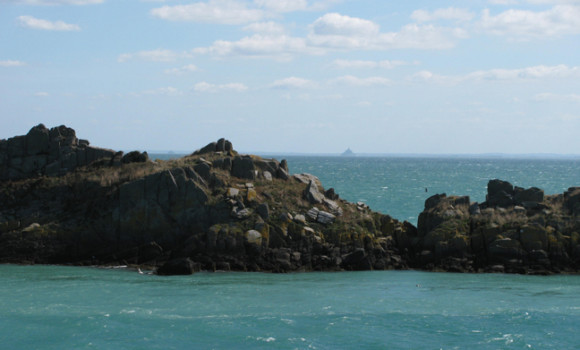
[{"x1": 0, "y1": 0, "x2": 579, "y2": 154}]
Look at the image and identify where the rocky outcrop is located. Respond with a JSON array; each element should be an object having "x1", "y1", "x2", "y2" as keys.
[
  {"x1": 0, "y1": 124, "x2": 116, "y2": 180},
  {"x1": 0, "y1": 125, "x2": 412, "y2": 274},
  {"x1": 484, "y1": 179, "x2": 545, "y2": 209},
  {"x1": 411, "y1": 179, "x2": 580, "y2": 274},
  {"x1": 121, "y1": 151, "x2": 149, "y2": 164},
  {"x1": 156, "y1": 257, "x2": 196, "y2": 275},
  {"x1": 192, "y1": 138, "x2": 234, "y2": 156},
  {"x1": 1, "y1": 125, "x2": 578, "y2": 275}
]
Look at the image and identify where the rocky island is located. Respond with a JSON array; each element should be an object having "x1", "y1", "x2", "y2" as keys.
[{"x1": 1, "y1": 124, "x2": 579, "y2": 275}]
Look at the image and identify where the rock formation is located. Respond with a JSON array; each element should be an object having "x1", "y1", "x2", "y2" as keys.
[
  {"x1": 0, "y1": 124, "x2": 116, "y2": 180},
  {"x1": 412, "y1": 180, "x2": 580, "y2": 274},
  {"x1": 1, "y1": 125, "x2": 578, "y2": 275},
  {"x1": 0, "y1": 125, "x2": 412, "y2": 274}
]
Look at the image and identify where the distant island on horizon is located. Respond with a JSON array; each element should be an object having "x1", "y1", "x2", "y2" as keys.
[{"x1": 341, "y1": 148, "x2": 355, "y2": 157}]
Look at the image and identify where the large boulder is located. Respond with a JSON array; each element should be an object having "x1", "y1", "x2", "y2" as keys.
[
  {"x1": 231, "y1": 156, "x2": 256, "y2": 180},
  {"x1": 486, "y1": 179, "x2": 515, "y2": 208},
  {"x1": 26, "y1": 124, "x2": 50, "y2": 156},
  {"x1": 193, "y1": 138, "x2": 234, "y2": 156},
  {"x1": 192, "y1": 141, "x2": 217, "y2": 155},
  {"x1": 424, "y1": 193, "x2": 447, "y2": 210},
  {"x1": 564, "y1": 187, "x2": 580, "y2": 215},
  {"x1": 121, "y1": 151, "x2": 149, "y2": 164},
  {"x1": 245, "y1": 230, "x2": 262, "y2": 245},
  {"x1": 341, "y1": 248, "x2": 372, "y2": 270},
  {"x1": 216, "y1": 138, "x2": 232, "y2": 152},
  {"x1": 514, "y1": 187, "x2": 544, "y2": 205},
  {"x1": 304, "y1": 180, "x2": 325, "y2": 204},
  {"x1": 156, "y1": 258, "x2": 195, "y2": 275},
  {"x1": 418, "y1": 195, "x2": 469, "y2": 237}
]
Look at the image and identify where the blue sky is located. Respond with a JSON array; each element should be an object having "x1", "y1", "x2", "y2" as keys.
[{"x1": 1, "y1": 0, "x2": 579, "y2": 154}]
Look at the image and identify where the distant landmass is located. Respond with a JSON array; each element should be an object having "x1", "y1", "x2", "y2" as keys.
[{"x1": 341, "y1": 148, "x2": 355, "y2": 157}]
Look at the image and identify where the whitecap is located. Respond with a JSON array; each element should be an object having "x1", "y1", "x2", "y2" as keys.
[
  {"x1": 281, "y1": 318, "x2": 294, "y2": 325},
  {"x1": 120, "y1": 309, "x2": 136, "y2": 314},
  {"x1": 257, "y1": 337, "x2": 276, "y2": 343}
]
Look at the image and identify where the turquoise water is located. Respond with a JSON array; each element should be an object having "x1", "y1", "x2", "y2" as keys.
[
  {"x1": 281, "y1": 156, "x2": 580, "y2": 224},
  {"x1": 1, "y1": 264, "x2": 580, "y2": 349},
  {"x1": 2, "y1": 157, "x2": 580, "y2": 349}
]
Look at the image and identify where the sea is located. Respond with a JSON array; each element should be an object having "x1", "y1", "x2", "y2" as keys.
[{"x1": 2, "y1": 156, "x2": 580, "y2": 349}]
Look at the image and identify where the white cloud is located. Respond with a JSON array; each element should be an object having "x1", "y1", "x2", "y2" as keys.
[
  {"x1": 34, "y1": 92, "x2": 49, "y2": 97},
  {"x1": 332, "y1": 59, "x2": 413, "y2": 69},
  {"x1": 491, "y1": 0, "x2": 580, "y2": 4},
  {"x1": 308, "y1": 14, "x2": 467, "y2": 50},
  {"x1": 466, "y1": 64, "x2": 580, "y2": 79},
  {"x1": 411, "y1": 7, "x2": 475, "y2": 22},
  {"x1": 18, "y1": 15, "x2": 80, "y2": 31},
  {"x1": 193, "y1": 34, "x2": 322, "y2": 60},
  {"x1": 253, "y1": 0, "x2": 308, "y2": 12},
  {"x1": 118, "y1": 49, "x2": 190, "y2": 62},
  {"x1": 330, "y1": 75, "x2": 392, "y2": 86},
  {"x1": 534, "y1": 92, "x2": 580, "y2": 102},
  {"x1": 243, "y1": 21, "x2": 286, "y2": 35},
  {"x1": 488, "y1": 0, "x2": 520, "y2": 4},
  {"x1": 379, "y1": 24, "x2": 467, "y2": 49},
  {"x1": 191, "y1": 12, "x2": 467, "y2": 60},
  {"x1": 409, "y1": 70, "x2": 456, "y2": 84},
  {"x1": 411, "y1": 65, "x2": 580, "y2": 84},
  {"x1": 194, "y1": 82, "x2": 248, "y2": 93},
  {"x1": 151, "y1": 0, "x2": 265, "y2": 25},
  {"x1": 311, "y1": 13, "x2": 380, "y2": 37},
  {"x1": 252, "y1": 0, "x2": 340, "y2": 12},
  {"x1": 6, "y1": 0, "x2": 103, "y2": 4},
  {"x1": 527, "y1": 0, "x2": 580, "y2": 3},
  {"x1": 479, "y1": 5, "x2": 580, "y2": 39},
  {"x1": 270, "y1": 77, "x2": 317, "y2": 89},
  {"x1": 164, "y1": 64, "x2": 198, "y2": 75},
  {"x1": 488, "y1": 0, "x2": 518, "y2": 5},
  {"x1": 0, "y1": 60, "x2": 26, "y2": 67},
  {"x1": 142, "y1": 87, "x2": 183, "y2": 96}
]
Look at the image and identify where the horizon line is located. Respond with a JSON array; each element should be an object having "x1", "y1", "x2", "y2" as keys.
[{"x1": 143, "y1": 150, "x2": 580, "y2": 159}]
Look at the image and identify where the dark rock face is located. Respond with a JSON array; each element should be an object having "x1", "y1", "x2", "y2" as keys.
[
  {"x1": 0, "y1": 124, "x2": 116, "y2": 180},
  {"x1": 564, "y1": 187, "x2": 580, "y2": 215},
  {"x1": 1, "y1": 125, "x2": 578, "y2": 275},
  {"x1": 486, "y1": 179, "x2": 514, "y2": 208},
  {"x1": 157, "y1": 258, "x2": 195, "y2": 275},
  {"x1": 304, "y1": 180, "x2": 324, "y2": 204},
  {"x1": 514, "y1": 186, "x2": 544, "y2": 204},
  {"x1": 231, "y1": 156, "x2": 256, "y2": 180},
  {"x1": 0, "y1": 125, "x2": 414, "y2": 274},
  {"x1": 193, "y1": 138, "x2": 234, "y2": 156},
  {"x1": 413, "y1": 179, "x2": 580, "y2": 274},
  {"x1": 122, "y1": 151, "x2": 149, "y2": 164}
]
